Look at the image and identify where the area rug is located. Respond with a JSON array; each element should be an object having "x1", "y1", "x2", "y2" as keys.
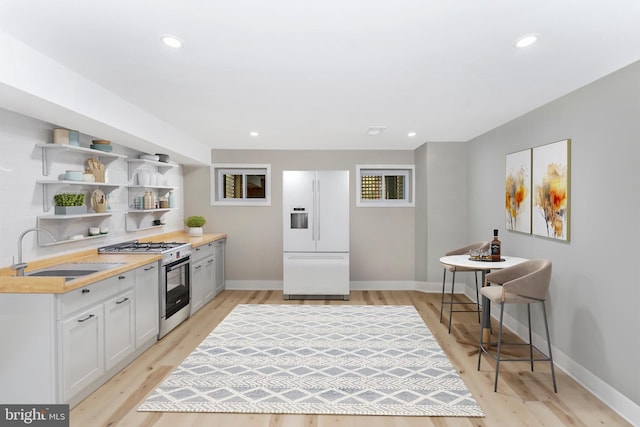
[{"x1": 138, "y1": 304, "x2": 484, "y2": 417}]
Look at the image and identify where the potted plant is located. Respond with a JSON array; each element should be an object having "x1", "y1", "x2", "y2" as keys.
[
  {"x1": 54, "y1": 193, "x2": 86, "y2": 215},
  {"x1": 185, "y1": 215, "x2": 206, "y2": 236}
]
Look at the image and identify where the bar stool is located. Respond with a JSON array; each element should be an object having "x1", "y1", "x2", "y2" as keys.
[
  {"x1": 477, "y1": 258, "x2": 557, "y2": 393},
  {"x1": 440, "y1": 241, "x2": 489, "y2": 334}
]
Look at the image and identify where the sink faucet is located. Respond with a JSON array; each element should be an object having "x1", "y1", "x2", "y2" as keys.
[{"x1": 11, "y1": 227, "x2": 56, "y2": 276}]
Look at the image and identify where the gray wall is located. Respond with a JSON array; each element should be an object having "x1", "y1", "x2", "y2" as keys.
[
  {"x1": 467, "y1": 61, "x2": 640, "y2": 407},
  {"x1": 184, "y1": 149, "x2": 416, "y2": 284}
]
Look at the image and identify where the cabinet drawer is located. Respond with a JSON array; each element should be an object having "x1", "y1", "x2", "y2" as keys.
[
  {"x1": 191, "y1": 242, "x2": 214, "y2": 263},
  {"x1": 61, "y1": 273, "x2": 133, "y2": 317}
]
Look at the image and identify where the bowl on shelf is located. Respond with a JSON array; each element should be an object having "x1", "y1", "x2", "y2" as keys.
[
  {"x1": 64, "y1": 170, "x2": 83, "y2": 181},
  {"x1": 140, "y1": 154, "x2": 160, "y2": 161},
  {"x1": 91, "y1": 139, "x2": 111, "y2": 145},
  {"x1": 156, "y1": 153, "x2": 170, "y2": 163},
  {"x1": 90, "y1": 144, "x2": 113, "y2": 152}
]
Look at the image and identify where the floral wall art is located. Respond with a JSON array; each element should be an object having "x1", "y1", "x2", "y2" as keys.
[
  {"x1": 505, "y1": 149, "x2": 531, "y2": 233},
  {"x1": 532, "y1": 139, "x2": 571, "y2": 241}
]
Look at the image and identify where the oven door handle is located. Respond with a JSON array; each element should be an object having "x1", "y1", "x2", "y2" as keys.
[{"x1": 165, "y1": 257, "x2": 190, "y2": 271}]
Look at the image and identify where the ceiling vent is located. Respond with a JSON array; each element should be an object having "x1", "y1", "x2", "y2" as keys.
[{"x1": 366, "y1": 126, "x2": 386, "y2": 136}]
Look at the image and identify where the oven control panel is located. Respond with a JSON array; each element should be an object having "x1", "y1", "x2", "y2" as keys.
[{"x1": 163, "y1": 248, "x2": 191, "y2": 265}]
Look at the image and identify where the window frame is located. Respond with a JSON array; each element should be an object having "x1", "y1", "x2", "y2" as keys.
[
  {"x1": 210, "y1": 163, "x2": 271, "y2": 206},
  {"x1": 356, "y1": 164, "x2": 415, "y2": 207}
]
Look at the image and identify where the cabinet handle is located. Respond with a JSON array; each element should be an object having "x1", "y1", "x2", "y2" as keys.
[
  {"x1": 207, "y1": 259, "x2": 214, "y2": 264},
  {"x1": 116, "y1": 297, "x2": 129, "y2": 305},
  {"x1": 144, "y1": 265, "x2": 155, "y2": 271},
  {"x1": 118, "y1": 275, "x2": 126, "y2": 280},
  {"x1": 194, "y1": 265, "x2": 202, "y2": 270},
  {"x1": 195, "y1": 247, "x2": 201, "y2": 252},
  {"x1": 81, "y1": 288, "x2": 90, "y2": 294},
  {"x1": 78, "y1": 314, "x2": 95, "y2": 323}
]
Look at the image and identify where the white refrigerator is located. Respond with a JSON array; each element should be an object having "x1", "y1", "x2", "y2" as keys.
[{"x1": 283, "y1": 170, "x2": 349, "y2": 299}]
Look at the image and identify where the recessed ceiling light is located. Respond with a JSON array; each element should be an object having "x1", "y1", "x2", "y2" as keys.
[
  {"x1": 366, "y1": 126, "x2": 386, "y2": 136},
  {"x1": 249, "y1": 131, "x2": 259, "y2": 137},
  {"x1": 515, "y1": 35, "x2": 538, "y2": 48},
  {"x1": 407, "y1": 132, "x2": 417, "y2": 137},
  {"x1": 161, "y1": 35, "x2": 183, "y2": 49}
]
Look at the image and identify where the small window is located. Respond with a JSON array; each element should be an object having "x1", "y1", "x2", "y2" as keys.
[
  {"x1": 356, "y1": 165, "x2": 415, "y2": 207},
  {"x1": 211, "y1": 164, "x2": 271, "y2": 206}
]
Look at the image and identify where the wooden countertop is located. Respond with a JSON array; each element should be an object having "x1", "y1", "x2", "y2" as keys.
[{"x1": 0, "y1": 232, "x2": 227, "y2": 294}]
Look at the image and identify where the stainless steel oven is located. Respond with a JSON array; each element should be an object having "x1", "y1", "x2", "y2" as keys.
[
  {"x1": 159, "y1": 255, "x2": 190, "y2": 338},
  {"x1": 98, "y1": 240, "x2": 192, "y2": 339}
]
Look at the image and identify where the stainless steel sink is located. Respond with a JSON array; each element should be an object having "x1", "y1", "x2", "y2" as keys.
[
  {"x1": 28, "y1": 269, "x2": 99, "y2": 277},
  {"x1": 27, "y1": 262, "x2": 126, "y2": 281}
]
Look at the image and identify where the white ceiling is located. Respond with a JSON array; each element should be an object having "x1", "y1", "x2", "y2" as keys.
[{"x1": 1, "y1": 0, "x2": 639, "y2": 151}]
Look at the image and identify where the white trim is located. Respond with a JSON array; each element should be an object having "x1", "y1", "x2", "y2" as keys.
[
  {"x1": 356, "y1": 164, "x2": 415, "y2": 207},
  {"x1": 210, "y1": 163, "x2": 271, "y2": 206}
]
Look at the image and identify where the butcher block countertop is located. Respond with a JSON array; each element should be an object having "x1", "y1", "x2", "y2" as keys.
[{"x1": 0, "y1": 232, "x2": 227, "y2": 294}]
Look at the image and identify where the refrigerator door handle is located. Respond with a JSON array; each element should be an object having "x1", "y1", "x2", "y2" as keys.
[
  {"x1": 287, "y1": 255, "x2": 346, "y2": 260},
  {"x1": 317, "y1": 179, "x2": 320, "y2": 242}
]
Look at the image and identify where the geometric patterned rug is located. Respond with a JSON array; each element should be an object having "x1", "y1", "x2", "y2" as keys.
[{"x1": 138, "y1": 304, "x2": 484, "y2": 417}]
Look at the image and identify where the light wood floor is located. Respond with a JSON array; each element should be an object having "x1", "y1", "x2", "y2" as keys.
[{"x1": 70, "y1": 290, "x2": 631, "y2": 426}]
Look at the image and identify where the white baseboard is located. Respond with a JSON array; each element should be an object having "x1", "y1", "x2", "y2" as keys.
[{"x1": 222, "y1": 279, "x2": 638, "y2": 425}]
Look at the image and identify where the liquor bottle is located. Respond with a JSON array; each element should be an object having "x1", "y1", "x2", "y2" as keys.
[{"x1": 491, "y1": 229, "x2": 501, "y2": 261}]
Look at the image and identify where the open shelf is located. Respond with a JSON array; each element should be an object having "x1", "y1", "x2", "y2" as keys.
[
  {"x1": 127, "y1": 159, "x2": 178, "y2": 181},
  {"x1": 37, "y1": 233, "x2": 108, "y2": 247},
  {"x1": 37, "y1": 181, "x2": 121, "y2": 212},
  {"x1": 37, "y1": 143, "x2": 127, "y2": 176}
]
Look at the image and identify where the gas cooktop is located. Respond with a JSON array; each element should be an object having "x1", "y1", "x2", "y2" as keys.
[{"x1": 98, "y1": 240, "x2": 189, "y2": 254}]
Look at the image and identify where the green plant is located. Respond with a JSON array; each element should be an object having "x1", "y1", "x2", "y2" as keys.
[
  {"x1": 184, "y1": 215, "x2": 206, "y2": 227},
  {"x1": 53, "y1": 193, "x2": 85, "y2": 206}
]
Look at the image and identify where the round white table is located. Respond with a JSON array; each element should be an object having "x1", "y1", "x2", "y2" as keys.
[{"x1": 439, "y1": 254, "x2": 528, "y2": 353}]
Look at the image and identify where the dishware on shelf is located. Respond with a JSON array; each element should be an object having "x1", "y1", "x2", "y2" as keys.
[
  {"x1": 156, "y1": 153, "x2": 170, "y2": 163},
  {"x1": 91, "y1": 139, "x2": 110, "y2": 145},
  {"x1": 88, "y1": 227, "x2": 100, "y2": 236},
  {"x1": 90, "y1": 144, "x2": 113, "y2": 152},
  {"x1": 83, "y1": 172, "x2": 95, "y2": 182},
  {"x1": 100, "y1": 227, "x2": 109, "y2": 234},
  {"x1": 137, "y1": 170, "x2": 150, "y2": 186},
  {"x1": 140, "y1": 154, "x2": 160, "y2": 161},
  {"x1": 53, "y1": 128, "x2": 80, "y2": 146},
  {"x1": 64, "y1": 170, "x2": 83, "y2": 181}
]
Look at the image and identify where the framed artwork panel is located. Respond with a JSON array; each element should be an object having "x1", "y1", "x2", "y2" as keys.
[
  {"x1": 532, "y1": 139, "x2": 571, "y2": 241},
  {"x1": 505, "y1": 149, "x2": 532, "y2": 234}
]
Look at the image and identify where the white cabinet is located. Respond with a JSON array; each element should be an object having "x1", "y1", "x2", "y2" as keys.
[
  {"x1": 135, "y1": 262, "x2": 159, "y2": 346},
  {"x1": 190, "y1": 239, "x2": 225, "y2": 315},
  {"x1": 104, "y1": 289, "x2": 135, "y2": 371},
  {"x1": 203, "y1": 256, "x2": 216, "y2": 302},
  {"x1": 190, "y1": 242, "x2": 215, "y2": 315},
  {"x1": 214, "y1": 238, "x2": 226, "y2": 296},
  {"x1": 61, "y1": 304, "x2": 105, "y2": 402},
  {"x1": 60, "y1": 272, "x2": 135, "y2": 403}
]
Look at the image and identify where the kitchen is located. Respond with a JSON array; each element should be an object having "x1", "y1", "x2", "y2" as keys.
[{"x1": 0, "y1": 2, "x2": 639, "y2": 426}]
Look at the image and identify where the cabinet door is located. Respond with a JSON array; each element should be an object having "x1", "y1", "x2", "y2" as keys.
[
  {"x1": 203, "y1": 256, "x2": 215, "y2": 303},
  {"x1": 62, "y1": 305, "x2": 104, "y2": 402},
  {"x1": 214, "y1": 239, "x2": 226, "y2": 296},
  {"x1": 104, "y1": 290, "x2": 135, "y2": 371},
  {"x1": 190, "y1": 259, "x2": 206, "y2": 315},
  {"x1": 135, "y1": 263, "x2": 159, "y2": 347}
]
